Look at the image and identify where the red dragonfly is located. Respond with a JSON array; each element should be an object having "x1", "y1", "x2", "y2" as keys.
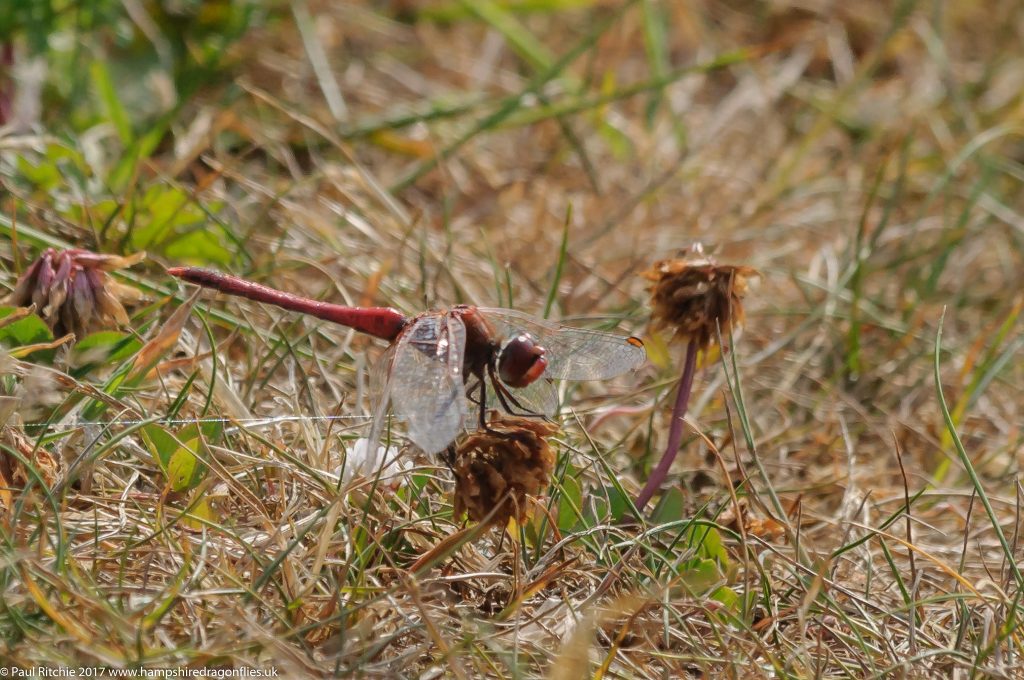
[{"x1": 168, "y1": 267, "x2": 646, "y2": 454}]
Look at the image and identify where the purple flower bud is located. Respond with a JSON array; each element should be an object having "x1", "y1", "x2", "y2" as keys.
[
  {"x1": 8, "y1": 255, "x2": 44, "y2": 307},
  {"x1": 42, "y1": 251, "x2": 74, "y2": 322},
  {"x1": 70, "y1": 269, "x2": 96, "y2": 335},
  {"x1": 7, "y1": 247, "x2": 144, "y2": 338},
  {"x1": 31, "y1": 250, "x2": 56, "y2": 313}
]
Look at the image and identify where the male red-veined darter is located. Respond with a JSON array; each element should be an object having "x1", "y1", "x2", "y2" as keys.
[{"x1": 168, "y1": 267, "x2": 646, "y2": 455}]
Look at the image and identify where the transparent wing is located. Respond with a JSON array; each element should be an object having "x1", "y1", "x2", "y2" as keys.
[
  {"x1": 365, "y1": 343, "x2": 398, "y2": 452},
  {"x1": 504, "y1": 377, "x2": 559, "y2": 416},
  {"x1": 478, "y1": 307, "x2": 646, "y2": 381},
  {"x1": 467, "y1": 375, "x2": 559, "y2": 420},
  {"x1": 388, "y1": 314, "x2": 468, "y2": 454}
]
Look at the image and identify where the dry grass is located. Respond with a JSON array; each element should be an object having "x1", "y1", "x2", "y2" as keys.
[{"x1": 2, "y1": 1, "x2": 1024, "y2": 677}]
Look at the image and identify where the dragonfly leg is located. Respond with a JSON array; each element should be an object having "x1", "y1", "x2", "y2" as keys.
[
  {"x1": 475, "y1": 377, "x2": 489, "y2": 430},
  {"x1": 442, "y1": 444, "x2": 457, "y2": 472},
  {"x1": 466, "y1": 376, "x2": 484, "y2": 407},
  {"x1": 471, "y1": 367, "x2": 550, "y2": 445},
  {"x1": 486, "y1": 365, "x2": 546, "y2": 421},
  {"x1": 462, "y1": 372, "x2": 500, "y2": 435}
]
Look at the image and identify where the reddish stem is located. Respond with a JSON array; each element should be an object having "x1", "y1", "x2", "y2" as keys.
[
  {"x1": 168, "y1": 267, "x2": 408, "y2": 342},
  {"x1": 0, "y1": 43, "x2": 13, "y2": 126},
  {"x1": 635, "y1": 339, "x2": 698, "y2": 511}
]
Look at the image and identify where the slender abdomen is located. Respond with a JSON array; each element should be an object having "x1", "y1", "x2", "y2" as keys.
[{"x1": 167, "y1": 267, "x2": 408, "y2": 341}]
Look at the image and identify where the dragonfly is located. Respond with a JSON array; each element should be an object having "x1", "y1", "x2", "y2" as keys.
[{"x1": 168, "y1": 267, "x2": 646, "y2": 455}]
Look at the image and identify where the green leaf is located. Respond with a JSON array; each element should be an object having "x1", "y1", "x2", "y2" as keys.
[
  {"x1": 167, "y1": 437, "x2": 204, "y2": 492},
  {"x1": 141, "y1": 424, "x2": 209, "y2": 491},
  {"x1": 582, "y1": 484, "x2": 632, "y2": 526},
  {"x1": 649, "y1": 486, "x2": 686, "y2": 524},
  {"x1": 0, "y1": 307, "x2": 54, "y2": 348},
  {"x1": 689, "y1": 524, "x2": 728, "y2": 566},
  {"x1": 182, "y1": 495, "x2": 218, "y2": 531},
  {"x1": 119, "y1": 185, "x2": 229, "y2": 263},
  {"x1": 16, "y1": 155, "x2": 62, "y2": 191},
  {"x1": 179, "y1": 419, "x2": 224, "y2": 445},
  {"x1": 141, "y1": 424, "x2": 180, "y2": 471},
  {"x1": 108, "y1": 119, "x2": 171, "y2": 192},
  {"x1": 678, "y1": 558, "x2": 721, "y2": 594},
  {"x1": 603, "y1": 484, "x2": 632, "y2": 521},
  {"x1": 642, "y1": 328, "x2": 672, "y2": 370},
  {"x1": 163, "y1": 229, "x2": 232, "y2": 266},
  {"x1": 71, "y1": 331, "x2": 143, "y2": 374},
  {"x1": 63, "y1": 198, "x2": 120, "y2": 228},
  {"x1": 556, "y1": 469, "x2": 584, "y2": 532},
  {"x1": 128, "y1": 185, "x2": 190, "y2": 250},
  {"x1": 711, "y1": 585, "x2": 739, "y2": 612},
  {"x1": 601, "y1": 484, "x2": 632, "y2": 522}
]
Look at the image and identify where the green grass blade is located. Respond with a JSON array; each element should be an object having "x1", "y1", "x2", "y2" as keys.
[
  {"x1": 640, "y1": 0, "x2": 669, "y2": 125},
  {"x1": 543, "y1": 204, "x2": 571, "y2": 319},
  {"x1": 89, "y1": 60, "x2": 133, "y2": 145},
  {"x1": 391, "y1": 0, "x2": 637, "y2": 192},
  {"x1": 934, "y1": 311, "x2": 1023, "y2": 588},
  {"x1": 457, "y1": 0, "x2": 554, "y2": 71}
]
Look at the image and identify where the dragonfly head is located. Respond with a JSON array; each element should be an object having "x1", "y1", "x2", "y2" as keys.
[{"x1": 497, "y1": 333, "x2": 548, "y2": 388}]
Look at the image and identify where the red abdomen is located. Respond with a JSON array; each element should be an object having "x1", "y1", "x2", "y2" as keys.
[{"x1": 168, "y1": 267, "x2": 408, "y2": 341}]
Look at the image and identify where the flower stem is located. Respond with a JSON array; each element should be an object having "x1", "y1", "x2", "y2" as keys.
[{"x1": 636, "y1": 339, "x2": 698, "y2": 511}]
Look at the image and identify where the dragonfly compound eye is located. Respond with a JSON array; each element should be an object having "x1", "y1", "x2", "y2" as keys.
[{"x1": 498, "y1": 334, "x2": 549, "y2": 388}]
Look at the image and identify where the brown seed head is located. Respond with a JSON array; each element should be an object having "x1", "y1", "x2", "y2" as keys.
[
  {"x1": 642, "y1": 246, "x2": 756, "y2": 350},
  {"x1": 452, "y1": 415, "x2": 559, "y2": 529},
  {"x1": 0, "y1": 426, "x2": 60, "y2": 514},
  {"x1": 6, "y1": 248, "x2": 145, "y2": 338}
]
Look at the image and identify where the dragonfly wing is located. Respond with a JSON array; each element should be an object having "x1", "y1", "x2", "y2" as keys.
[
  {"x1": 388, "y1": 314, "x2": 468, "y2": 454},
  {"x1": 365, "y1": 343, "x2": 398, "y2": 451},
  {"x1": 515, "y1": 378, "x2": 559, "y2": 416},
  {"x1": 503, "y1": 378, "x2": 559, "y2": 416},
  {"x1": 479, "y1": 308, "x2": 646, "y2": 381},
  {"x1": 473, "y1": 375, "x2": 559, "y2": 419}
]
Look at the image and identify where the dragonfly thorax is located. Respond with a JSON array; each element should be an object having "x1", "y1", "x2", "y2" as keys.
[{"x1": 497, "y1": 333, "x2": 549, "y2": 388}]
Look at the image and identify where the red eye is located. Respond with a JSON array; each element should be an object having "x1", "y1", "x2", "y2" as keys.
[{"x1": 498, "y1": 334, "x2": 548, "y2": 387}]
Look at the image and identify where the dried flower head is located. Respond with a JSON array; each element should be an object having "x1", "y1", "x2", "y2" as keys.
[
  {"x1": 6, "y1": 248, "x2": 145, "y2": 338},
  {"x1": 0, "y1": 425, "x2": 60, "y2": 514},
  {"x1": 452, "y1": 415, "x2": 559, "y2": 528},
  {"x1": 642, "y1": 244, "x2": 757, "y2": 350}
]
